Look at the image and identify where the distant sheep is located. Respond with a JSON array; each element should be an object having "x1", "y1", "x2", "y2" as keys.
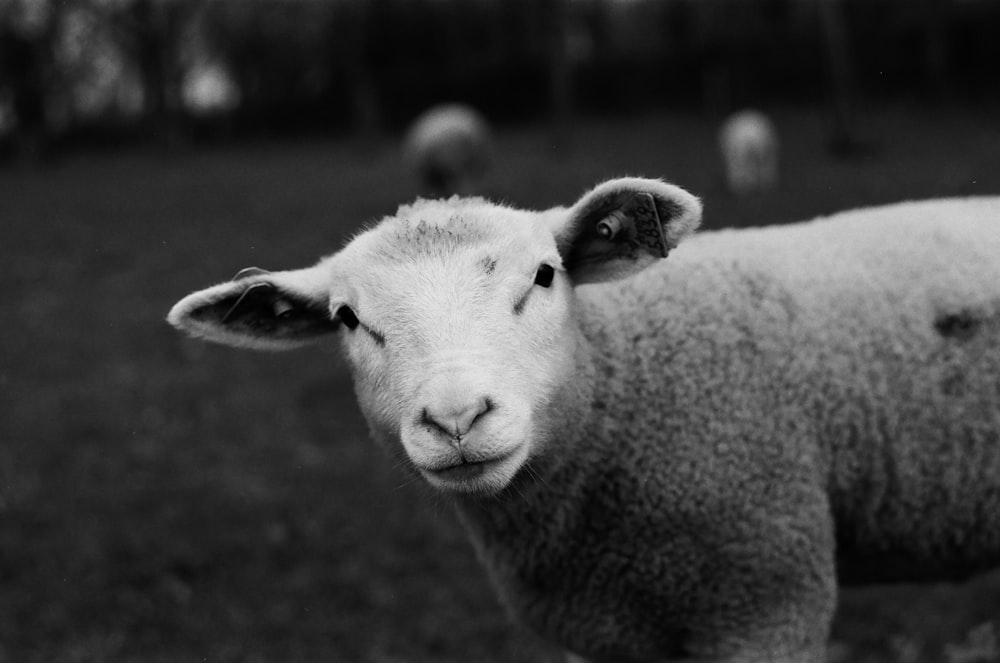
[
  {"x1": 169, "y1": 178, "x2": 1000, "y2": 663},
  {"x1": 403, "y1": 103, "x2": 492, "y2": 198},
  {"x1": 719, "y1": 109, "x2": 779, "y2": 195}
]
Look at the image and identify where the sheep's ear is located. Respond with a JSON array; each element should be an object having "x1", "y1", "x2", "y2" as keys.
[
  {"x1": 550, "y1": 177, "x2": 702, "y2": 284},
  {"x1": 167, "y1": 263, "x2": 340, "y2": 351}
]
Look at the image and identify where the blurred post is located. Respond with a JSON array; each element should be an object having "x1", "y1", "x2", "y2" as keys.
[
  {"x1": 817, "y1": 0, "x2": 856, "y2": 155},
  {"x1": 0, "y1": 0, "x2": 53, "y2": 163},
  {"x1": 119, "y1": 0, "x2": 198, "y2": 150},
  {"x1": 337, "y1": 0, "x2": 380, "y2": 144},
  {"x1": 920, "y1": 0, "x2": 952, "y2": 101},
  {"x1": 134, "y1": 0, "x2": 171, "y2": 147},
  {"x1": 544, "y1": 0, "x2": 573, "y2": 152}
]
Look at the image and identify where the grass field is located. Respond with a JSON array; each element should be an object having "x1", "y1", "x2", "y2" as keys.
[{"x1": 3, "y1": 105, "x2": 1000, "y2": 663}]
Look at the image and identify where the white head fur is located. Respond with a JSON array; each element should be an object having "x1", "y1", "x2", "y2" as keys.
[{"x1": 167, "y1": 178, "x2": 701, "y2": 494}]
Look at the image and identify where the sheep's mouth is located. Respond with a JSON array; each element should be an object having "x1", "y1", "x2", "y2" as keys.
[
  {"x1": 425, "y1": 456, "x2": 505, "y2": 481},
  {"x1": 428, "y1": 459, "x2": 494, "y2": 481},
  {"x1": 419, "y1": 450, "x2": 522, "y2": 493}
]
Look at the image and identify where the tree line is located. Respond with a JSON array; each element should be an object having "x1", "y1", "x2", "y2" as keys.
[{"x1": 0, "y1": 0, "x2": 996, "y2": 159}]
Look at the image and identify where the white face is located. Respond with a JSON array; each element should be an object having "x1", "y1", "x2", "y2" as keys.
[
  {"x1": 332, "y1": 206, "x2": 575, "y2": 494},
  {"x1": 167, "y1": 177, "x2": 702, "y2": 497}
]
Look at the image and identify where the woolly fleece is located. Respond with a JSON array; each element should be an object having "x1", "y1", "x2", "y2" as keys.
[
  {"x1": 169, "y1": 186, "x2": 1000, "y2": 663},
  {"x1": 456, "y1": 197, "x2": 1000, "y2": 661}
]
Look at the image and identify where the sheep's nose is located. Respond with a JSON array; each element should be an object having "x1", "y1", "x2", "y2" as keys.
[{"x1": 422, "y1": 397, "x2": 492, "y2": 440}]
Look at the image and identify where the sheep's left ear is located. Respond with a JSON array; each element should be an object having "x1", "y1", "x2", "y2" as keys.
[
  {"x1": 167, "y1": 262, "x2": 340, "y2": 351},
  {"x1": 549, "y1": 177, "x2": 702, "y2": 284}
]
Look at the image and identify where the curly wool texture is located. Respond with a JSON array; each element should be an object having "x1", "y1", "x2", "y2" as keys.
[
  {"x1": 456, "y1": 198, "x2": 1000, "y2": 661},
  {"x1": 168, "y1": 184, "x2": 1000, "y2": 662}
]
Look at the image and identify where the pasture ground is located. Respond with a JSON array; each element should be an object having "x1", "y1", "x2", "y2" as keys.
[{"x1": 3, "y1": 105, "x2": 1000, "y2": 663}]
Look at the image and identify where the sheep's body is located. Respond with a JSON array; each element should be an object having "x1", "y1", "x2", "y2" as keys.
[
  {"x1": 403, "y1": 103, "x2": 492, "y2": 197},
  {"x1": 459, "y1": 198, "x2": 1000, "y2": 660},
  {"x1": 719, "y1": 109, "x2": 779, "y2": 195},
  {"x1": 604, "y1": 198, "x2": 1000, "y2": 585},
  {"x1": 169, "y1": 180, "x2": 1000, "y2": 663}
]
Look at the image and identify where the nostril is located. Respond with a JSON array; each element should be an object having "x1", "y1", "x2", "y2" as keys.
[
  {"x1": 420, "y1": 408, "x2": 446, "y2": 435},
  {"x1": 421, "y1": 396, "x2": 493, "y2": 439},
  {"x1": 471, "y1": 396, "x2": 491, "y2": 420}
]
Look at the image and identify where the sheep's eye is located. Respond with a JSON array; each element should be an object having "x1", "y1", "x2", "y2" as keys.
[
  {"x1": 337, "y1": 305, "x2": 359, "y2": 330},
  {"x1": 534, "y1": 263, "x2": 555, "y2": 288}
]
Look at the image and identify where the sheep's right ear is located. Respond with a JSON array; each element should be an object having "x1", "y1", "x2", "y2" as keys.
[
  {"x1": 548, "y1": 177, "x2": 702, "y2": 284},
  {"x1": 167, "y1": 263, "x2": 341, "y2": 351}
]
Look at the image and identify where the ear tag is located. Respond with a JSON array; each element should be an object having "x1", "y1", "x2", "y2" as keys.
[
  {"x1": 222, "y1": 282, "x2": 275, "y2": 324},
  {"x1": 594, "y1": 193, "x2": 669, "y2": 258},
  {"x1": 596, "y1": 211, "x2": 625, "y2": 240},
  {"x1": 232, "y1": 266, "x2": 271, "y2": 281},
  {"x1": 626, "y1": 192, "x2": 669, "y2": 258}
]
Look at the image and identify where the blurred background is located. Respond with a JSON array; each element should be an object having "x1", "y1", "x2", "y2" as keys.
[{"x1": 2, "y1": 0, "x2": 1000, "y2": 662}]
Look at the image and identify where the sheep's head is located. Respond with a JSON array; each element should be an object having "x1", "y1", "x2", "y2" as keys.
[{"x1": 168, "y1": 178, "x2": 701, "y2": 495}]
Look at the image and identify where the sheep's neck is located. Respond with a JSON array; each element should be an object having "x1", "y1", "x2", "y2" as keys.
[{"x1": 451, "y1": 320, "x2": 609, "y2": 594}]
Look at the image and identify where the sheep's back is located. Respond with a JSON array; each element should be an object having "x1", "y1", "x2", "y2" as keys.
[{"x1": 576, "y1": 196, "x2": 1000, "y2": 583}]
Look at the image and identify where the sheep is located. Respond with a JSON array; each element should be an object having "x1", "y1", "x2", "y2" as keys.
[
  {"x1": 168, "y1": 177, "x2": 1000, "y2": 663},
  {"x1": 719, "y1": 109, "x2": 779, "y2": 195},
  {"x1": 402, "y1": 103, "x2": 492, "y2": 198}
]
